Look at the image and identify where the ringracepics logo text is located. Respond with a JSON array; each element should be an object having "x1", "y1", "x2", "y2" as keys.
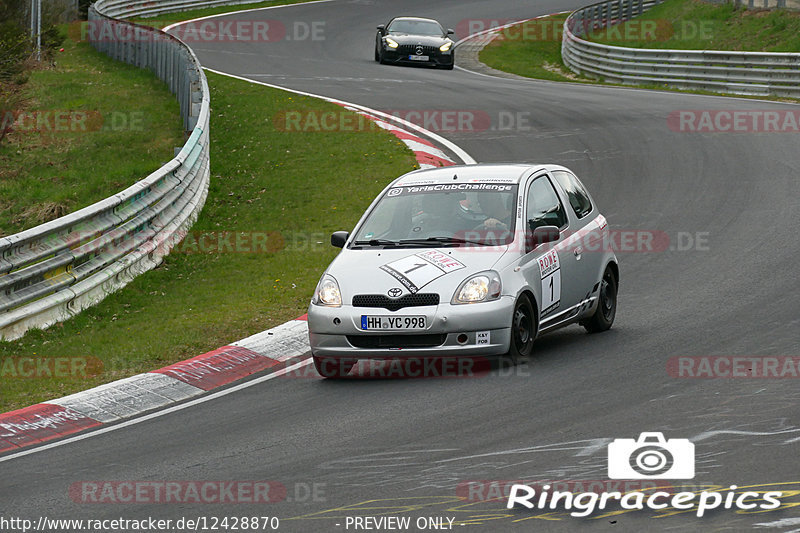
[
  {"x1": 506, "y1": 482, "x2": 782, "y2": 517},
  {"x1": 506, "y1": 432, "x2": 783, "y2": 517}
]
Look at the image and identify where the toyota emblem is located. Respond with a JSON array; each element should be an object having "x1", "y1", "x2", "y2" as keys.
[{"x1": 388, "y1": 288, "x2": 402, "y2": 298}]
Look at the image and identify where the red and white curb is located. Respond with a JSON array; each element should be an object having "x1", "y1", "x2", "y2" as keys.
[
  {"x1": 0, "y1": 8, "x2": 476, "y2": 457},
  {"x1": 0, "y1": 316, "x2": 310, "y2": 454},
  {"x1": 0, "y1": 90, "x2": 467, "y2": 456},
  {"x1": 337, "y1": 104, "x2": 455, "y2": 169},
  {"x1": 453, "y1": 13, "x2": 571, "y2": 48},
  {"x1": 202, "y1": 67, "x2": 476, "y2": 166}
]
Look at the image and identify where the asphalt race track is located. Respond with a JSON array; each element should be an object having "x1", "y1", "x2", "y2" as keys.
[{"x1": 3, "y1": 0, "x2": 800, "y2": 531}]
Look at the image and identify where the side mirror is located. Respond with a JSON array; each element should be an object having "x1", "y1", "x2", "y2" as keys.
[
  {"x1": 533, "y1": 225, "x2": 560, "y2": 244},
  {"x1": 331, "y1": 231, "x2": 349, "y2": 248},
  {"x1": 377, "y1": 24, "x2": 386, "y2": 34},
  {"x1": 446, "y1": 28, "x2": 455, "y2": 35},
  {"x1": 526, "y1": 224, "x2": 560, "y2": 253}
]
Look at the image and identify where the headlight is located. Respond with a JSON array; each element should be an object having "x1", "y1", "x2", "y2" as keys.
[
  {"x1": 452, "y1": 271, "x2": 502, "y2": 304},
  {"x1": 439, "y1": 41, "x2": 452, "y2": 52},
  {"x1": 312, "y1": 274, "x2": 342, "y2": 307},
  {"x1": 384, "y1": 37, "x2": 399, "y2": 49}
]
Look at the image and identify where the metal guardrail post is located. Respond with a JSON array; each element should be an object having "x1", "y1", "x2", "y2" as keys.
[
  {"x1": 188, "y1": 66, "x2": 201, "y2": 132},
  {"x1": 0, "y1": 1, "x2": 212, "y2": 340}
]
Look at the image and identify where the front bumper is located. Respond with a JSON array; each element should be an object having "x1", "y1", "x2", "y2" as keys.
[
  {"x1": 308, "y1": 296, "x2": 514, "y2": 358},
  {"x1": 381, "y1": 48, "x2": 454, "y2": 68}
]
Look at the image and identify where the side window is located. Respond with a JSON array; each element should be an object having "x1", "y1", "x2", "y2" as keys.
[
  {"x1": 526, "y1": 176, "x2": 567, "y2": 230},
  {"x1": 552, "y1": 170, "x2": 593, "y2": 219}
]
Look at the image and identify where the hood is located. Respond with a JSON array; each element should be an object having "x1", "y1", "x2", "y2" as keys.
[
  {"x1": 387, "y1": 34, "x2": 450, "y2": 47},
  {"x1": 327, "y1": 246, "x2": 508, "y2": 303}
]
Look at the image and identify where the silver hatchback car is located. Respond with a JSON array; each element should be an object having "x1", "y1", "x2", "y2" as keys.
[{"x1": 307, "y1": 164, "x2": 618, "y2": 377}]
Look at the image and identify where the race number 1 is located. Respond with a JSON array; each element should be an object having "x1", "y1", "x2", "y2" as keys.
[{"x1": 537, "y1": 249, "x2": 561, "y2": 316}]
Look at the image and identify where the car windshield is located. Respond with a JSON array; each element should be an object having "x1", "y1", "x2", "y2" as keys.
[
  {"x1": 353, "y1": 183, "x2": 518, "y2": 247},
  {"x1": 387, "y1": 19, "x2": 444, "y2": 36}
]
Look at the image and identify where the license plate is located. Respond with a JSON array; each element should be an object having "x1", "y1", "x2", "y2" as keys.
[
  {"x1": 408, "y1": 54, "x2": 429, "y2": 61},
  {"x1": 361, "y1": 315, "x2": 426, "y2": 330}
]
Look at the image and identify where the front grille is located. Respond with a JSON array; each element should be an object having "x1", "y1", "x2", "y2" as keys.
[
  {"x1": 347, "y1": 334, "x2": 447, "y2": 349},
  {"x1": 352, "y1": 293, "x2": 440, "y2": 311},
  {"x1": 398, "y1": 44, "x2": 439, "y2": 55}
]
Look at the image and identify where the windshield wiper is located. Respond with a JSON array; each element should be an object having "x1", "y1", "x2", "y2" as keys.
[
  {"x1": 353, "y1": 236, "x2": 492, "y2": 248},
  {"x1": 398, "y1": 236, "x2": 488, "y2": 246},
  {"x1": 352, "y1": 239, "x2": 402, "y2": 247}
]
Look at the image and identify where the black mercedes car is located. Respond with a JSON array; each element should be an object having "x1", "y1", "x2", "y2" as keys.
[{"x1": 375, "y1": 17, "x2": 455, "y2": 70}]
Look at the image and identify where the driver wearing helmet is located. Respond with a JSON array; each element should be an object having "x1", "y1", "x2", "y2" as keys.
[
  {"x1": 412, "y1": 192, "x2": 464, "y2": 235},
  {"x1": 477, "y1": 194, "x2": 512, "y2": 231}
]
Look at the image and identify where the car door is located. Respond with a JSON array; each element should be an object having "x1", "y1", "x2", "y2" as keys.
[
  {"x1": 520, "y1": 173, "x2": 580, "y2": 324},
  {"x1": 551, "y1": 169, "x2": 605, "y2": 315}
]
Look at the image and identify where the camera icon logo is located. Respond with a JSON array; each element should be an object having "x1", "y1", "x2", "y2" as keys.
[{"x1": 608, "y1": 432, "x2": 695, "y2": 479}]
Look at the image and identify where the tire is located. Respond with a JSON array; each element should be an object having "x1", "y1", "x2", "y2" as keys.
[
  {"x1": 583, "y1": 266, "x2": 617, "y2": 333},
  {"x1": 313, "y1": 356, "x2": 356, "y2": 378},
  {"x1": 376, "y1": 38, "x2": 387, "y2": 64},
  {"x1": 507, "y1": 294, "x2": 536, "y2": 365}
]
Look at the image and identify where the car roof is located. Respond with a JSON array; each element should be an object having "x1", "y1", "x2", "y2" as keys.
[{"x1": 391, "y1": 164, "x2": 567, "y2": 187}]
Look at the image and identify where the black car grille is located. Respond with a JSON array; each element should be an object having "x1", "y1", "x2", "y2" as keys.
[
  {"x1": 347, "y1": 334, "x2": 447, "y2": 349},
  {"x1": 352, "y1": 293, "x2": 440, "y2": 311},
  {"x1": 398, "y1": 44, "x2": 439, "y2": 55}
]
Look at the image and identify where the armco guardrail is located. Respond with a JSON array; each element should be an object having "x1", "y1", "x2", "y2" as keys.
[
  {"x1": 561, "y1": 0, "x2": 800, "y2": 97},
  {"x1": 0, "y1": 0, "x2": 211, "y2": 340},
  {"x1": 96, "y1": 0, "x2": 269, "y2": 19}
]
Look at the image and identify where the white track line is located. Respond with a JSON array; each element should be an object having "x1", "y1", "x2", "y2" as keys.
[
  {"x1": 161, "y1": 0, "x2": 336, "y2": 32},
  {"x1": 161, "y1": 2, "x2": 475, "y2": 164},
  {"x1": 452, "y1": 11, "x2": 800, "y2": 107},
  {"x1": 203, "y1": 68, "x2": 476, "y2": 164},
  {"x1": 0, "y1": 358, "x2": 312, "y2": 463},
  {"x1": 0, "y1": 1, "x2": 480, "y2": 464},
  {"x1": 452, "y1": 12, "x2": 569, "y2": 77}
]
